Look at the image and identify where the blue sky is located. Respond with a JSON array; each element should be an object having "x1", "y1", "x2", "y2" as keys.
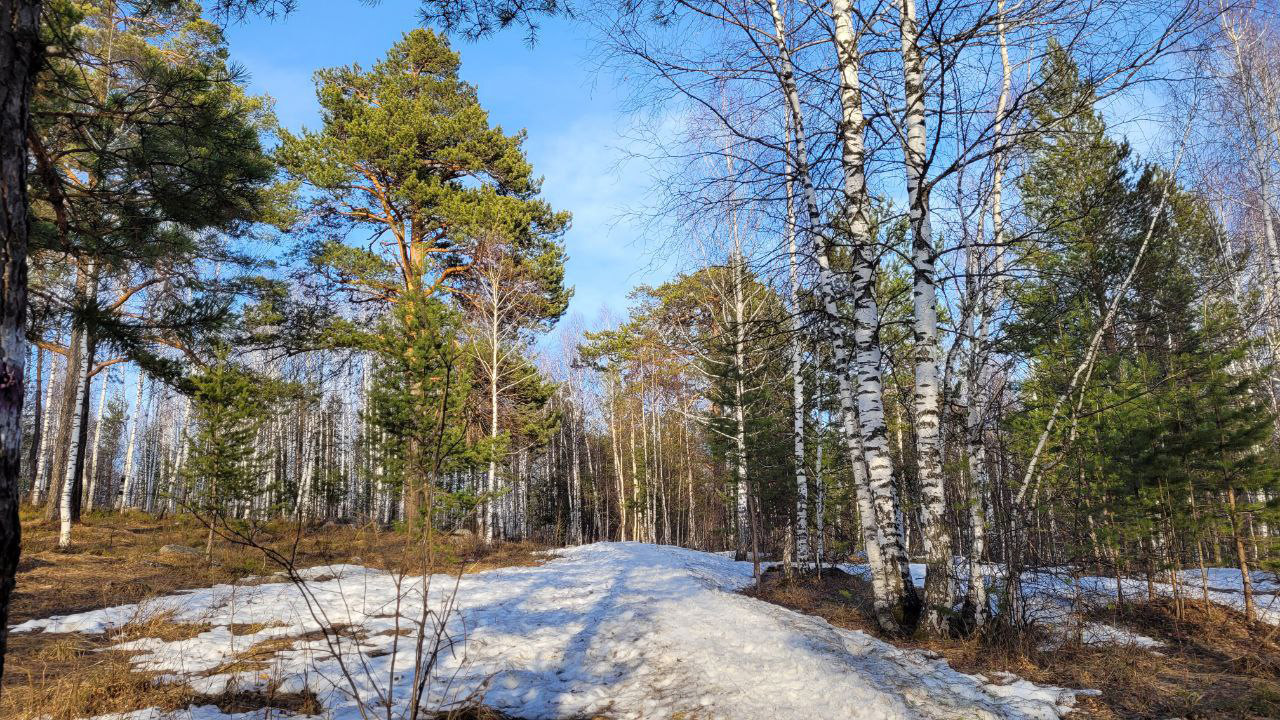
[{"x1": 223, "y1": 1, "x2": 668, "y2": 325}]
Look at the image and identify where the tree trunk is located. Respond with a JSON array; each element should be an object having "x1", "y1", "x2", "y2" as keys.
[
  {"x1": 815, "y1": 430, "x2": 825, "y2": 569},
  {"x1": 608, "y1": 376, "x2": 626, "y2": 541},
  {"x1": 963, "y1": 0, "x2": 1011, "y2": 632},
  {"x1": 85, "y1": 365, "x2": 110, "y2": 511},
  {"x1": 67, "y1": 332, "x2": 96, "y2": 522},
  {"x1": 119, "y1": 371, "x2": 144, "y2": 508},
  {"x1": 895, "y1": 0, "x2": 953, "y2": 634},
  {"x1": 569, "y1": 398, "x2": 582, "y2": 545},
  {"x1": 58, "y1": 331, "x2": 91, "y2": 548},
  {"x1": 783, "y1": 153, "x2": 811, "y2": 568},
  {"x1": 0, "y1": 0, "x2": 41, "y2": 679},
  {"x1": 768, "y1": 0, "x2": 911, "y2": 631},
  {"x1": 31, "y1": 336, "x2": 58, "y2": 504},
  {"x1": 1227, "y1": 486, "x2": 1255, "y2": 622},
  {"x1": 24, "y1": 342, "x2": 40, "y2": 498},
  {"x1": 830, "y1": 0, "x2": 919, "y2": 632},
  {"x1": 732, "y1": 249, "x2": 750, "y2": 561},
  {"x1": 45, "y1": 319, "x2": 86, "y2": 521}
]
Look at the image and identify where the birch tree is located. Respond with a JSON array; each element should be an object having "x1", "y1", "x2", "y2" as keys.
[
  {"x1": 461, "y1": 228, "x2": 570, "y2": 543},
  {"x1": 892, "y1": 0, "x2": 954, "y2": 633}
]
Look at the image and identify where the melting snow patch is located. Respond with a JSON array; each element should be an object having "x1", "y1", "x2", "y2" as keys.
[
  {"x1": 17, "y1": 543, "x2": 1091, "y2": 720},
  {"x1": 84, "y1": 708, "x2": 320, "y2": 720},
  {"x1": 1080, "y1": 623, "x2": 1161, "y2": 649}
]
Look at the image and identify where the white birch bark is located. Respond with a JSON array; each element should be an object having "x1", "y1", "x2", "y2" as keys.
[
  {"x1": 895, "y1": 0, "x2": 954, "y2": 632},
  {"x1": 84, "y1": 366, "x2": 110, "y2": 511},
  {"x1": 963, "y1": 2, "x2": 1012, "y2": 629},
  {"x1": 732, "y1": 247, "x2": 750, "y2": 560},
  {"x1": 119, "y1": 370, "x2": 144, "y2": 509},
  {"x1": 1222, "y1": 9, "x2": 1280, "y2": 291},
  {"x1": 762, "y1": 0, "x2": 910, "y2": 628},
  {"x1": 57, "y1": 329, "x2": 89, "y2": 548},
  {"x1": 168, "y1": 403, "x2": 188, "y2": 514},
  {"x1": 784, "y1": 162, "x2": 811, "y2": 567},
  {"x1": 815, "y1": 427, "x2": 825, "y2": 566},
  {"x1": 486, "y1": 301, "x2": 500, "y2": 543},
  {"x1": 608, "y1": 375, "x2": 627, "y2": 541},
  {"x1": 830, "y1": 0, "x2": 916, "y2": 628},
  {"x1": 569, "y1": 398, "x2": 583, "y2": 545},
  {"x1": 685, "y1": 419, "x2": 696, "y2": 547},
  {"x1": 31, "y1": 339, "x2": 59, "y2": 505}
]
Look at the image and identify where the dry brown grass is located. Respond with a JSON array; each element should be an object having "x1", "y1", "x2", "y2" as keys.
[
  {"x1": 744, "y1": 565, "x2": 878, "y2": 633},
  {"x1": 0, "y1": 611, "x2": 321, "y2": 720},
  {"x1": 14, "y1": 507, "x2": 551, "y2": 625},
  {"x1": 7, "y1": 508, "x2": 552, "y2": 719},
  {"x1": 746, "y1": 568, "x2": 1280, "y2": 719}
]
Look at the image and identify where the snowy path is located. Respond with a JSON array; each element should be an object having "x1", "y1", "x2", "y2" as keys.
[{"x1": 13, "y1": 543, "x2": 1088, "y2": 720}]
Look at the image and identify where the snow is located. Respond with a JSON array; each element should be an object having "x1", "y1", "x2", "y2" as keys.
[
  {"x1": 1078, "y1": 623, "x2": 1161, "y2": 649},
  {"x1": 1020, "y1": 567, "x2": 1280, "y2": 625},
  {"x1": 77, "y1": 709, "x2": 321, "y2": 720},
  {"x1": 841, "y1": 559, "x2": 1279, "y2": 650},
  {"x1": 14, "y1": 543, "x2": 1090, "y2": 720}
]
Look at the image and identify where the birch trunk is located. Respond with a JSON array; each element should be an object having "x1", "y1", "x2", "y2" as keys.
[
  {"x1": 32, "y1": 344, "x2": 57, "y2": 505},
  {"x1": 608, "y1": 376, "x2": 627, "y2": 541},
  {"x1": 58, "y1": 330, "x2": 89, "y2": 548},
  {"x1": 1222, "y1": 10, "x2": 1280, "y2": 293},
  {"x1": 166, "y1": 404, "x2": 187, "y2": 515},
  {"x1": 894, "y1": 0, "x2": 954, "y2": 633},
  {"x1": 815, "y1": 429, "x2": 825, "y2": 566},
  {"x1": 963, "y1": 2, "x2": 1012, "y2": 630},
  {"x1": 830, "y1": 0, "x2": 918, "y2": 630},
  {"x1": 684, "y1": 420, "x2": 696, "y2": 548},
  {"x1": 783, "y1": 161, "x2": 811, "y2": 567},
  {"x1": 766, "y1": 0, "x2": 911, "y2": 629},
  {"x1": 570, "y1": 394, "x2": 583, "y2": 545},
  {"x1": 732, "y1": 248, "x2": 750, "y2": 561},
  {"x1": 84, "y1": 366, "x2": 110, "y2": 511},
  {"x1": 629, "y1": 397, "x2": 641, "y2": 541},
  {"x1": 23, "y1": 343, "x2": 41, "y2": 499},
  {"x1": 45, "y1": 324, "x2": 84, "y2": 520},
  {"x1": 485, "y1": 294, "x2": 500, "y2": 543}
]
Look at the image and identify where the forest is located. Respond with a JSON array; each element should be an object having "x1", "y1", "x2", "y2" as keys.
[{"x1": 1, "y1": 0, "x2": 1280, "y2": 718}]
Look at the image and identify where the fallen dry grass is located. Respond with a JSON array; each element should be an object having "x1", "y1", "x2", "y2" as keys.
[
  {"x1": 14, "y1": 507, "x2": 551, "y2": 625},
  {"x1": 1, "y1": 611, "x2": 322, "y2": 720},
  {"x1": 7, "y1": 508, "x2": 553, "y2": 719},
  {"x1": 746, "y1": 567, "x2": 1280, "y2": 720}
]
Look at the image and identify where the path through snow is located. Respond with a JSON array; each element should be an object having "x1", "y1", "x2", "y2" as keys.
[{"x1": 13, "y1": 543, "x2": 1090, "y2": 720}]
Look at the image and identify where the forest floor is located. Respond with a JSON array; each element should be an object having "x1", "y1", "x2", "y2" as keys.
[
  {"x1": 747, "y1": 565, "x2": 1280, "y2": 719},
  {"x1": 5, "y1": 509, "x2": 547, "y2": 720},
  {"x1": 5, "y1": 513, "x2": 1277, "y2": 720}
]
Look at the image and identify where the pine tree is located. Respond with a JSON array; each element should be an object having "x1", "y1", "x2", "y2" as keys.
[
  {"x1": 279, "y1": 28, "x2": 568, "y2": 537},
  {"x1": 182, "y1": 356, "x2": 283, "y2": 560},
  {"x1": 366, "y1": 295, "x2": 481, "y2": 534},
  {"x1": 1012, "y1": 45, "x2": 1279, "y2": 615},
  {"x1": 278, "y1": 28, "x2": 567, "y2": 307},
  {"x1": 29, "y1": 0, "x2": 282, "y2": 536}
]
